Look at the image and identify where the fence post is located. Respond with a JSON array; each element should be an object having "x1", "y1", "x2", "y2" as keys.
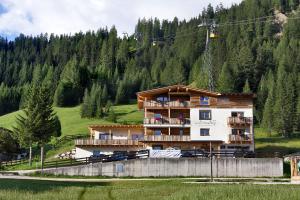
[
  {"x1": 56, "y1": 160, "x2": 58, "y2": 169},
  {"x1": 86, "y1": 157, "x2": 88, "y2": 165}
]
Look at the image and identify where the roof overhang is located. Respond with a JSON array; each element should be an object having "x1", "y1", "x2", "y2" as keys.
[
  {"x1": 89, "y1": 124, "x2": 144, "y2": 129},
  {"x1": 137, "y1": 84, "x2": 222, "y2": 97}
]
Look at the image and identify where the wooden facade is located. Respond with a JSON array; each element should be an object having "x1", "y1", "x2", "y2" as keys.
[{"x1": 76, "y1": 85, "x2": 254, "y2": 152}]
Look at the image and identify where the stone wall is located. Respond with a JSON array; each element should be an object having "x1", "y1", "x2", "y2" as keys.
[{"x1": 41, "y1": 158, "x2": 283, "y2": 177}]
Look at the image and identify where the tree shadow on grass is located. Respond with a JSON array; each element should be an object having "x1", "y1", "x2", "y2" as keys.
[{"x1": 0, "y1": 179, "x2": 110, "y2": 193}]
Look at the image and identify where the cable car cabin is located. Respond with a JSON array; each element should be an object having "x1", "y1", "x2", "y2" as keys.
[
  {"x1": 209, "y1": 32, "x2": 218, "y2": 39},
  {"x1": 152, "y1": 41, "x2": 164, "y2": 47}
]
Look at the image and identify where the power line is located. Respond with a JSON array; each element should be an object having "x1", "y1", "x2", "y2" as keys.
[
  {"x1": 150, "y1": 12, "x2": 300, "y2": 41},
  {"x1": 130, "y1": 12, "x2": 300, "y2": 53}
]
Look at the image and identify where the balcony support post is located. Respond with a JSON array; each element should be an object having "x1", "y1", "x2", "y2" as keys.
[
  {"x1": 168, "y1": 108, "x2": 171, "y2": 124},
  {"x1": 109, "y1": 129, "x2": 112, "y2": 140},
  {"x1": 168, "y1": 127, "x2": 171, "y2": 135},
  {"x1": 128, "y1": 129, "x2": 131, "y2": 139}
]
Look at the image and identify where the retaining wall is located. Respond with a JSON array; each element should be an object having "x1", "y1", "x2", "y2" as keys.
[{"x1": 41, "y1": 158, "x2": 283, "y2": 177}]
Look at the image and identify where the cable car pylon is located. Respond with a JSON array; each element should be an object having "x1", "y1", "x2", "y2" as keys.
[{"x1": 198, "y1": 19, "x2": 218, "y2": 92}]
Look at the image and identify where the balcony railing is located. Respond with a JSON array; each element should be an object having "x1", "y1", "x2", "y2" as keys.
[
  {"x1": 75, "y1": 139, "x2": 142, "y2": 146},
  {"x1": 228, "y1": 117, "x2": 252, "y2": 126},
  {"x1": 143, "y1": 100, "x2": 190, "y2": 108},
  {"x1": 144, "y1": 117, "x2": 190, "y2": 125},
  {"x1": 228, "y1": 134, "x2": 253, "y2": 143},
  {"x1": 141, "y1": 135, "x2": 191, "y2": 142}
]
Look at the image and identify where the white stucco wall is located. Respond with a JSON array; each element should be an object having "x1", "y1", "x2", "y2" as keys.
[{"x1": 190, "y1": 108, "x2": 253, "y2": 143}]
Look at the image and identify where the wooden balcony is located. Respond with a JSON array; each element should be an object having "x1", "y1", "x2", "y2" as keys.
[
  {"x1": 143, "y1": 100, "x2": 190, "y2": 108},
  {"x1": 228, "y1": 134, "x2": 253, "y2": 143},
  {"x1": 144, "y1": 117, "x2": 190, "y2": 125},
  {"x1": 141, "y1": 135, "x2": 191, "y2": 142},
  {"x1": 75, "y1": 139, "x2": 142, "y2": 146},
  {"x1": 227, "y1": 117, "x2": 252, "y2": 126}
]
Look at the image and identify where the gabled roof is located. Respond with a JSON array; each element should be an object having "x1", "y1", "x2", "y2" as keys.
[{"x1": 137, "y1": 84, "x2": 222, "y2": 97}]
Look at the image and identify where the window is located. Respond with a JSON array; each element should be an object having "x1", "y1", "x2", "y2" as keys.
[
  {"x1": 132, "y1": 134, "x2": 142, "y2": 140},
  {"x1": 154, "y1": 130, "x2": 162, "y2": 136},
  {"x1": 179, "y1": 129, "x2": 184, "y2": 136},
  {"x1": 199, "y1": 110, "x2": 211, "y2": 120},
  {"x1": 157, "y1": 96, "x2": 168, "y2": 102},
  {"x1": 99, "y1": 133, "x2": 110, "y2": 140},
  {"x1": 200, "y1": 96, "x2": 209, "y2": 105},
  {"x1": 200, "y1": 128, "x2": 210, "y2": 136},
  {"x1": 154, "y1": 113, "x2": 162, "y2": 120},
  {"x1": 152, "y1": 145, "x2": 163, "y2": 150},
  {"x1": 93, "y1": 150, "x2": 100, "y2": 156},
  {"x1": 231, "y1": 129, "x2": 245, "y2": 135},
  {"x1": 231, "y1": 112, "x2": 244, "y2": 117}
]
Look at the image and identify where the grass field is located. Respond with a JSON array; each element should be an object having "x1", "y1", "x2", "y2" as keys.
[
  {"x1": 0, "y1": 104, "x2": 143, "y2": 136},
  {"x1": 0, "y1": 179, "x2": 300, "y2": 200},
  {"x1": 254, "y1": 128, "x2": 300, "y2": 153}
]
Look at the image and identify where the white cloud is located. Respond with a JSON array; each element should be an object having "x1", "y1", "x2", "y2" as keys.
[{"x1": 0, "y1": 0, "x2": 242, "y2": 37}]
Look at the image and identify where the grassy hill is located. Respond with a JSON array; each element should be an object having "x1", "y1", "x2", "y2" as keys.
[
  {"x1": 0, "y1": 104, "x2": 143, "y2": 163},
  {"x1": 0, "y1": 104, "x2": 143, "y2": 136}
]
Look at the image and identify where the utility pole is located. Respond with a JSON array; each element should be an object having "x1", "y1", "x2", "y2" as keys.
[{"x1": 210, "y1": 141, "x2": 213, "y2": 182}]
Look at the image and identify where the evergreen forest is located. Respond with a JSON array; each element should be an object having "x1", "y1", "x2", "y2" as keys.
[{"x1": 0, "y1": 0, "x2": 299, "y2": 137}]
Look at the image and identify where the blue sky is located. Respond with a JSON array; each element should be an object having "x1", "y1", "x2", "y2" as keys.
[{"x1": 0, "y1": 0, "x2": 242, "y2": 39}]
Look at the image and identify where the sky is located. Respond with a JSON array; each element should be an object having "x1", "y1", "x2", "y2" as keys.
[{"x1": 0, "y1": 0, "x2": 242, "y2": 39}]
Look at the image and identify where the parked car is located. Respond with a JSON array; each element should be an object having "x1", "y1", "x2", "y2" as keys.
[
  {"x1": 181, "y1": 149, "x2": 209, "y2": 157},
  {"x1": 233, "y1": 150, "x2": 255, "y2": 158},
  {"x1": 89, "y1": 154, "x2": 108, "y2": 162},
  {"x1": 106, "y1": 153, "x2": 128, "y2": 162}
]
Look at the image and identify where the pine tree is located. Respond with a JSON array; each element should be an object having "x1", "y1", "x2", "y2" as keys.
[
  {"x1": 296, "y1": 95, "x2": 300, "y2": 131},
  {"x1": 261, "y1": 73, "x2": 275, "y2": 135},
  {"x1": 217, "y1": 62, "x2": 234, "y2": 92},
  {"x1": 14, "y1": 84, "x2": 61, "y2": 167},
  {"x1": 115, "y1": 80, "x2": 127, "y2": 104},
  {"x1": 81, "y1": 88, "x2": 90, "y2": 118},
  {"x1": 243, "y1": 79, "x2": 251, "y2": 93},
  {"x1": 0, "y1": 127, "x2": 19, "y2": 155}
]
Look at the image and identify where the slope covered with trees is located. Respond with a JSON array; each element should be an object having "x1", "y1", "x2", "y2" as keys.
[{"x1": 0, "y1": 0, "x2": 299, "y2": 136}]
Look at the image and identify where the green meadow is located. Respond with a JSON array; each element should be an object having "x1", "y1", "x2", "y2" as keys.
[
  {"x1": 0, "y1": 179, "x2": 300, "y2": 200},
  {"x1": 0, "y1": 104, "x2": 143, "y2": 136}
]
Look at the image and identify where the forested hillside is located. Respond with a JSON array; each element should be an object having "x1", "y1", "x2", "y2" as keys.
[{"x1": 0, "y1": 0, "x2": 299, "y2": 136}]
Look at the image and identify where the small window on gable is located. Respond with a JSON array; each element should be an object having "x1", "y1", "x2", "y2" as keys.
[
  {"x1": 157, "y1": 96, "x2": 168, "y2": 102},
  {"x1": 200, "y1": 96, "x2": 209, "y2": 105},
  {"x1": 200, "y1": 128, "x2": 210, "y2": 136}
]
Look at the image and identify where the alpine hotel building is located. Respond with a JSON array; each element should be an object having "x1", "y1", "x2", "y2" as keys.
[{"x1": 75, "y1": 85, "x2": 255, "y2": 158}]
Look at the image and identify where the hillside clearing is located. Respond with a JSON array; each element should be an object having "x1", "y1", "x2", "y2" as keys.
[{"x1": 0, "y1": 104, "x2": 143, "y2": 136}]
